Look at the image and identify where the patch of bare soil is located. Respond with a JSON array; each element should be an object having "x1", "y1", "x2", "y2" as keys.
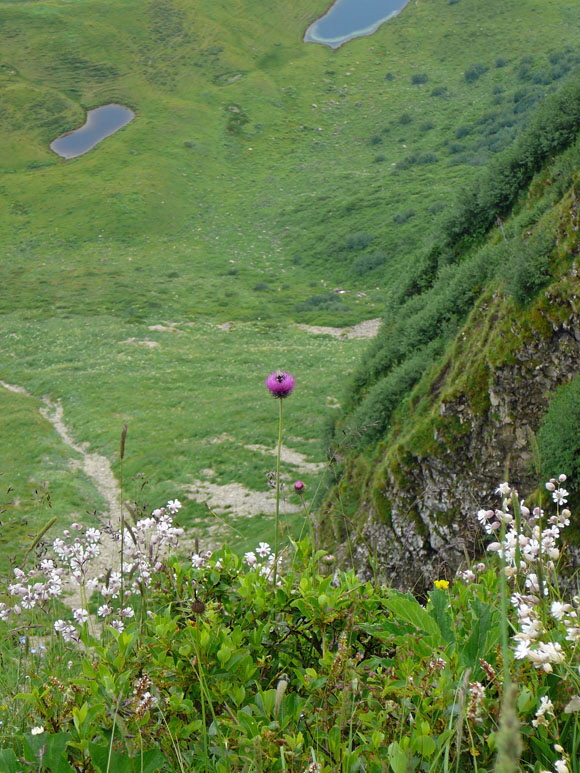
[
  {"x1": 295, "y1": 317, "x2": 382, "y2": 339},
  {"x1": 183, "y1": 479, "x2": 301, "y2": 518}
]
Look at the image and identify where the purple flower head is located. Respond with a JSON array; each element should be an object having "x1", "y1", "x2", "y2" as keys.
[
  {"x1": 266, "y1": 371, "x2": 295, "y2": 399},
  {"x1": 294, "y1": 480, "x2": 305, "y2": 493}
]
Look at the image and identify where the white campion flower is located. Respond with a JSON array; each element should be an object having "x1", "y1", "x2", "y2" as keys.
[
  {"x1": 496, "y1": 482, "x2": 511, "y2": 496},
  {"x1": 545, "y1": 480, "x2": 556, "y2": 492},
  {"x1": 98, "y1": 605, "x2": 113, "y2": 617},
  {"x1": 564, "y1": 695, "x2": 580, "y2": 713},
  {"x1": 30, "y1": 726, "x2": 44, "y2": 735},
  {"x1": 551, "y1": 601, "x2": 572, "y2": 621},
  {"x1": 554, "y1": 760, "x2": 569, "y2": 773},
  {"x1": 167, "y1": 499, "x2": 182, "y2": 513},
  {"x1": 244, "y1": 552, "x2": 257, "y2": 566},
  {"x1": 532, "y1": 695, "x2": 555, "y2": 727},
  {"x1": 72, "y1": 608, "x2": 89, "y2": 625},
  {"x1": 256, "y1": 542, "x2": 271, "y2": 558},
  {"x1": 552, "y1": 488, "x2": 569, "y2": 506}
]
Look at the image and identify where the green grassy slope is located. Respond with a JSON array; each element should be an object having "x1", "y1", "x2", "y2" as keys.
[{"x1": 1, "y1": 0, "x2": 579, "y2": 562}]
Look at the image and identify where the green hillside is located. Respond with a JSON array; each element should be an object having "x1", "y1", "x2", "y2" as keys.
[
  {"x1": 322, "y1": 81, "x2": 580, "y2": 588},
  {"x1": 1, "y1": 0, "x2": 580, "y2": 564}
]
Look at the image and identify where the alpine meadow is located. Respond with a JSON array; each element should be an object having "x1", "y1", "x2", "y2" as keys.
[{"x1": 2, "y1": 0, "x2": 580, "y2": 770}]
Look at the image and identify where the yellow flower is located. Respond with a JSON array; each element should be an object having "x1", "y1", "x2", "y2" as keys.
[{"x1": 434, "y1": 580, "x2": 449, "y2": 590}]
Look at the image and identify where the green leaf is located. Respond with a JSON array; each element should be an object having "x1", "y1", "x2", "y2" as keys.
[
  {"x1": 460, "y1": 598, "x2": 498, "y2": 670},
  {"x1": 387, "y1": 741, "x2": 410, "y2": 773},
  {"x1": 0, "y1": 747, "x2": 19, "y2": 773},
  {"x1": 411, "y1": 734, "x2": 436, "y2": 758},
  {"x1": 428, "y1": 588, "x2": 456, "y2": 645},
  {"x1": 140, "y1": 749, "x2": 165, "y2": 773},
  {"x1": 383, "y1": 593, "x2": 443, "y2": 642},
  {"x1": 88, "y1": 743, "x2": 135, "y2": 773}
]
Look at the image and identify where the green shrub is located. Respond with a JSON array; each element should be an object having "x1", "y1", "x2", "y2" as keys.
[
  {"x1": 352, "y1": 251, "x2": 387, "y2": 276},
  {"x1": 505, "y1": 233, "x2": 554, "y2": 305},
  {"x1": 538, "y1": 375, "x2": 580, "y2": 492},
  {"x1": 253, "y1": 281, "x2": 270, "y2": 291},
  {"x1": 345, "y1": 231, "x2": 374, "y2": 250},
  {"x1": 465, "y1": 63, "x2": 489, "y2": 82},
  {"x1": 393, "y1": 209, "x2": 416, "y2": 224},
  {"x1": 411, "y1": 73, "x2": 429, "y2": 85},
  {"x1": 294, "y1": 292, "x2": 345, "y2": 313},
  {"x1": 455, "y1": 125, "x2": 472, "y2": 139},
  {"x1": 430, "y1": 86, "x2": 448, "y2": 97}
]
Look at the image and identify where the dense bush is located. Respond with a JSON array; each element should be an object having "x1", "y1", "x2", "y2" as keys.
[
  {"x1": 294, "y1": 292, "x2": 346, "y2": 313},
  {"x1": 504, "y1": 233, "x2": 554, "y2": 305},
  {"x1": 345, "y1": 231, "x2": 374, "y2": 251},
  {"x1": 411, "y1": 73, "x2": 428, "y2": 85},
  {"x1": 352, "y1": 251, "x2": 387, "y2": 276},
  {"x1": 464, "y1": 63, "x2": 489, "y2": 82},
  {"x1": 538, "y1": 375, "x2": 580, "y2": 492},
  {"x1": 393, "y1": 209, "x2": 415, "y2": 225}
]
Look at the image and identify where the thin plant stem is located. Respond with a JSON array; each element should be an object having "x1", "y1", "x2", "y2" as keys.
[
  {"x1": 273, "y1": 399, "x2": 283, "y2": 587},
  {"x1": 119, "y1": 424, "x2": 128, "y2": 609},
  {"x1": 499, "y1": 520, "x2": 511, "y2": 691}
]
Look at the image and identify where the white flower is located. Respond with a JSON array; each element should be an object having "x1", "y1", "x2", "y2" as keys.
[
  {"x1": 554, "y1": 760, "x2": 569, "y2": 773},
  {"x1": 496, "y1": 482, "x2": 511, "y2": 496},
  {"x1": 514, "y1": 639, "x2": 532, "y2": 660},
  {"x1": 559, "y1": 474, "x2": 568, "y2": 482},
  {"x1": 98, "y1": 605, "x2": 113, "y2": 617},
  {"x1": 191, "y1": 553, "x2": 206, "y2": 569},
  {"x1": 256, "y1": 542, "x2": 271, "y2": 558},
  {"x1": 244, "y1": 552, "x2": 257, "y2": 566},
  {"x1": 167, "y1": 499, "x2": 182, "y2": 513},
  {"x1": 564, "y1": 695, "x2": 580, "y2": 713},
  {"x1": 552, "y1": 488, "x2": 569, "y2": 505},
  {"x1": 551, "y1": 601, "x2": 571, "y2": 621},
  {"x1": 31, "y1": 726, "x2": 44, "y2": 735},
  {"x1": 73, "y1": 608, "x2": 89, "y2": 625}
]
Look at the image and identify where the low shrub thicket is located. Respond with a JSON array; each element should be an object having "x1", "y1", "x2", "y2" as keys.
[{"x1": 1, "y1": 471, "x2": 579, "y2": 771}]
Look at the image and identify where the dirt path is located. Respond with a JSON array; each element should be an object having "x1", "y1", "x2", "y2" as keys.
[{"x1": 1, "y1": 381, "x2": 122, "y2": 609}]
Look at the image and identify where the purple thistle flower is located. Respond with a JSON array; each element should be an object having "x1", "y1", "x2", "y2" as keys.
[
  {"x1": 294, "y1": 480, "x2": 305, "y2": 492},
  {"x1": 265, "y1": 371, "x2": 295, "y2": 399}
]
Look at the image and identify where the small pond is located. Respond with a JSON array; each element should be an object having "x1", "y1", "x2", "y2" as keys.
[
  {"x1": 304, "y1": 0, "x2": 411, "y2": 48},
  {"x1": 50, "y1": 104, "x2": 135, "y2": 159}
]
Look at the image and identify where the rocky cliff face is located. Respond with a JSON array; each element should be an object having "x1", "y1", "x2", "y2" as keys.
[{"x1": 331, "y1": 267, "x2": 580, "y2": 592}]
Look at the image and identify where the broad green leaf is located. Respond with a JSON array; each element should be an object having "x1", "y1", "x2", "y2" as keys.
[
  {"x1": 0, "y1": 747, "x2": 19, "y2": 773},
  {"x1": 428, "y1": 588, "x2": 456, "y2": 645},
  {"x1": 88, "y1": 743, "x2": 134, "y2": 773},
  {"x1": 383, "y1": 593, "x2": 443, "y2": 642}
]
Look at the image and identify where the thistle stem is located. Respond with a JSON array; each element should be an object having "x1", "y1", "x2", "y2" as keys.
[{"x1": 273, "y1": 398, "x2": 283, "y2": 586}]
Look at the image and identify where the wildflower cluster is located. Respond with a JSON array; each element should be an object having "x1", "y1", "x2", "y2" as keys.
[
  {"x1": 476, "y1": 477, "x2": 577, "y2": 673},
  {"x1": 243, "y1": 541, "x2": 282, "y2": 581},
  {"x1": 0, "y1": 500, "x2": 184, "y2": 641},
  {"x1": 123, "y1": 499, "x2": 184, "y2": 591}
]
